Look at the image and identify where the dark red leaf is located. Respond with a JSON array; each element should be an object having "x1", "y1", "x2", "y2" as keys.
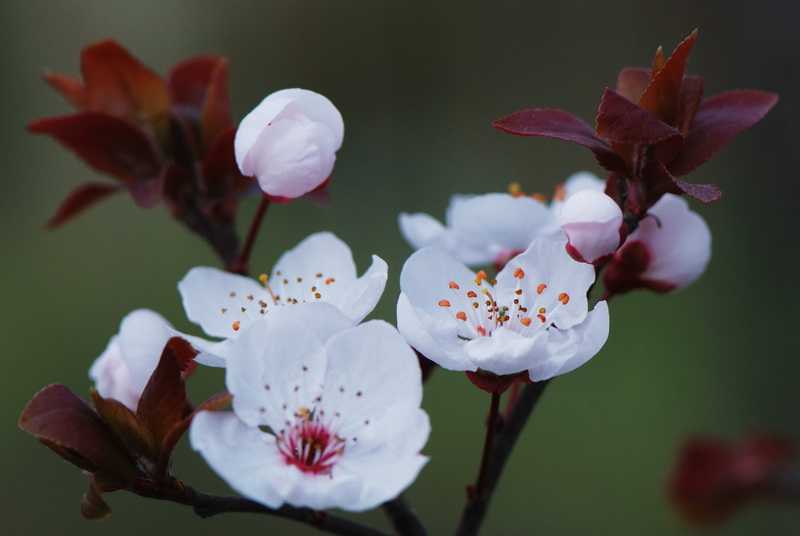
[
  {"x1": 19, "y1": 385, "x2": 137, "y2": 482},
  {"x1": 46, "y1": 182, "x2": 120, "y2": 229},
  {"x1": 669, "y1": 90, "x2": 779, "y2": 176},
  {"x1": 639, "y1": 29, "x2": 699, "y2": 124},
  {"x1": 159, "y1": 391, "x2": 232, "y2": 470},
  {"x1": 651, "y1": 46, "x2": 667, "y2": 73},
  {"x1": 596, "y1": 88, "x2": 681, "y2": 144},
  {"x1": 80, "y1": 39, "x2": 168, "y2": 124},
  {"x1": 616, "y1": 67, "x2": 651, "y2": 102},
  {"x1": 202, "y1": 59, "x2": 232, "y2": 147},
  {"x1": 675, "y1": 75, "x2": 704, "y2": 136},
  {"x1": 43, "y1": 72, "x2": 85, "y2": 109},
  {"x1": 493, "y1": 108, "x2": 627, "y2": 173},
  {"x1": 29, "y1": 112, "x2": 161, "y2": 183},
  {"x1": 91, "y1": 390, "x2": 154, "y2": 458},
  {"x1": 201, "y1": 128, "x2": 243, "y2": 197},
  {"x1": 136, "y1": 338, "x2": 197, "y2": 452},
  {"x1": 168, "y1": 55, "x2": 223, "y2": 111},
  {"x1": 673, "y1": 179, "x2": 722, "y2": 203}
]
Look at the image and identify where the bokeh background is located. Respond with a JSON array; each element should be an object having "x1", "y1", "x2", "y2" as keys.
[{"x1": 3, "y1": 1, "x2": 798, "y2": 534}]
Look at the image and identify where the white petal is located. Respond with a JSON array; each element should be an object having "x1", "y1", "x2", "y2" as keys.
[
  {"x1": 89, "y1": 336, "x2": 139, "y2": 411},
  {"x1": 248, "y1": 109, "x2": 338, "y2": 198},
  {"x1": 563, "y1": 171, "x2": 605, "y2": 197},
  {"x1": 629, "y1": 193, "x2": 712, "y2": 289},
  {"x1": 462, "y1": 327, "x2": 546, "y2": 375},
  {"x1": 235, "y1": 95, "x2": 294, "y2": 174},
  {"x1": 398, "y1": 212, "x2": 447, "y2": 250},
  {"x1": 333, "y1": 255, "x2": 388, "y2": 323},
  {"x1": 558, "y1": 190, "x2": 623, "y2": 263},
  {"x1": 396, "y1": 293, "x2": 475, "y2": 371},
  {"x1": 445, "y1": 193, "x2": 553, "y2": 263},
  {"x1": 178, "y1": 266, "x2": 267, "y2": 339},
  {"x1": 264, "y1": 89, "x2": 344, "y2": 150},
  {"x1": 529, "y1": 301, "x2": 610, "y2": 381},
  {"x1": 116, "y1": 309, "x2": 179, "y2": 394},
  {"x1": 190, "y1": 411, "x2": 296, "y2": 509},
  {"x1": 498, "y1": 235, "x2": 595, "y2": 329},
  {"x1": 224, "y1": 303, "x2": 351, "y2": 428}
]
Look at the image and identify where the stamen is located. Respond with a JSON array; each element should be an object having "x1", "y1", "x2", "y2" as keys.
[
  {"x1": 475, "y1": 271, "x2": 488, "y2": 285},
  {"x1": 513, "y1": 267, "x2": 525, "y2": 279},
  {"x1": 438, "y1": 299, "x2": 451, "y2": 307},
  {"x1": 232, "y1": 320, "x2": 241, "y2": 332},
  {"x1": 536, "y1": 283, "x2": 547, "y2": 295},
  {"x1": 449, "y1": 281, "x2": 460, "y2": 289},
  {"x1": 456, "y1": 311, "x2": 467, "y2": 321},
  {"x1": 520, "y1": 317, "x2": 532, "y2": 327},
  {"x1": 558, "y1": 292, "x2": 570, "y2": 304}
]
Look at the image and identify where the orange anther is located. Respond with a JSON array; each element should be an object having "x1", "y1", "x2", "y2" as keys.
[
  {"x1": 558, "y1": 292, "x2": 570, "y2": 304},
  {"x1": 438, "y1": 299, "x2": 451, "y2": 307},
  {"x1": 475, "y1": 270, "x2": 488, "y2": 285},
  {"x1": 520, "y1": 317, "x2": 532, "y2": 327},
  {"x1": 538, "y1": 307, "x2": 546, "y2": 314},
  {"x1": 232, "y1": 320, "x2": 241, "y2": 332},
  {"x1": 537, "y1": 314, "x2": 547, "y2": 323},
  {"x1": 476, "y1": 326, "x2": 487, "y2": 336},
  {"x1": 513, "y1": 267, "x2": 525, "y2": 279},
  {"x1": 456, "y1": 311, "x2": 467, "y2": 321},
  {"x1": 325, "y1": 277, "x2": 336, "y2": 285},
  {"x1": 449, "y1": 281, "x2": 460, "y2": 289},
  {"x1": 536, "y1": 283, "x2": 547, "y2": 294},
  {"x1": 467, "y1": 290, "x2": 478, "y2": 298},
  {"x1": 553, "y1": 183, "x2": 566, "y2": 201},
  {"x1": 531, "y1": 193, "x2": 547, "y2": 202}
]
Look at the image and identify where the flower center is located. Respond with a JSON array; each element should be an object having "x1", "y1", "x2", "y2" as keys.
[
  {"x1": 276, "y1": 408, "x2": 345, "y2": 475},
  {"x1": 438, "y1": 269, "x2": 571, "y2": 339},
  {"x1": 219, "y1": 270, "x2": 337, "y2": 333}
]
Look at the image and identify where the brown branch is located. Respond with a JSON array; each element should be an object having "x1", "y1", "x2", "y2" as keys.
[
  {"x1": 130, "y1": 478, "x2": 389, "y2": 536},
  {"x1": 381, "y1": 495, "x2": 428, "y2": 536},
  {"x1": 455, "y1": 381, "x2": 550, "y2": 536},
  {"x1": 228, "y1": 194, "x2": 270, "y2": 274}
]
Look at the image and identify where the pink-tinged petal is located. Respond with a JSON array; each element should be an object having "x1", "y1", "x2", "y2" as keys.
[
  {"x1": 46, "y1": 182, "x2": 120, "y2": 229},
  {"x1": 596, "y1": 88, "x2": 682, "y2": 144},
  {"x1": 558, "y1": 190, "x2": 623, "y2": 263},
  {"x1": 265, "y1": 89, "x2": 344, "y2": 150},
  {"x1": 669, "y1": 90, "x2": 778, "y2": 176},
  {"x1": 463, "y1": 327, "x2": 545, "y2": 375},
  {"x1": 493, "y1": 108, "x2": 627, "y2": 173},
  {"x1": 89, "y1": 337, "x2": 139, "y2": 412}
]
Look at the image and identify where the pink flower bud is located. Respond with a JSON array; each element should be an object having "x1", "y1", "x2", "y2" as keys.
[
  {"x1": 234, "y1": 89, "x2": 344, "y2": 199},
  {"x1": 557, "y1": 190, "x2": 623, "y2": 263},
  {"x1": 604, "y1": 194, "x2": 711, "y2": 295}
]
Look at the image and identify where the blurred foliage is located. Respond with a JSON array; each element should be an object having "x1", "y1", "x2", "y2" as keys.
[{"x1": 3, "y1": 1, "x2": 799, "y2": 534}]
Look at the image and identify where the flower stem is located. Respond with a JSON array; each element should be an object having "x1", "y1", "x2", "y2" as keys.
[
  {"x1": 456, "y1": 381, "x2": 550, "y2": 536},
  {"x1": 475, "y1": 392, "x2": 502, "y2": 494},
  {"x1": 229, "y1": 195, "x2": 270, "y2": 274},
  {"x1": 381, "y1": 495, "x2": 428, "y2": 536}
]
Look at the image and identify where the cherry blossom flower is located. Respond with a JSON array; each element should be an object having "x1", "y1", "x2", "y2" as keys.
[
  {"x1": 398, "y1": 193, "x2": 552, "y2": 267},
  {"x1": 89, "y1": 309, "x2": 204, "y2": 410},
  {"x1": 557, "y1": 189, "x2": 623, "y2": 264},
  {"x1": 190, "y1": 303, "x2": 429, "y2": 511},
  {"x1": 603, "y1": 193, "x2": 711, "y2": 295},
  {"x1": 178, "y1": 232, "x2": 387, "y2": 364},
  {"x1": 397, "y1": 235, "x2": 610, "y2": 381},
  {"x1": 234, "y1": 88, "x2": 344, "y2": 198},
  {"x1": 549, "y1": 171, "x2": 606, "y2": 217}
]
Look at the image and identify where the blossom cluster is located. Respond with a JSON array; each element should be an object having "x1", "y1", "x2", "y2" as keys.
[{"x1": 18, "y1": 30, "x2": 786, "y2": 531}]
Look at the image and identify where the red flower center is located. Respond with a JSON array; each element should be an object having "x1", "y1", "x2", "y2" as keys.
[{"x1": 276, "y1": 411, "x2": 345, "y2": 475}]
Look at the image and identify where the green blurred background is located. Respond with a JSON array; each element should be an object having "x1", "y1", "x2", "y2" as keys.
[{"x1": 4, "y1": 1, "x2": 798, "y2": 534}]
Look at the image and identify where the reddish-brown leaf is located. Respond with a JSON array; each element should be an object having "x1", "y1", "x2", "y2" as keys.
[
  {"x1": 674, "y1": 179, "x2": 722, "y2": 203},
  {"x1": 596, "y1": 88, "x2": 682, "y2": 144},
  {"x1": 46, "y1": 182, "x2": 120, "y2": 229},
  {"x1": 651, "y1": 46, "x2": 667, "y2": 74},
  {"x1": 668, "y1": 90, "x2": 779, "y2": 176},
  {"x1": 493, "y1": 108, "x2": 627, "y2": 173},
  {"x1": 19, "y1": 385, "x2": 137, "y2": 482},
  {"x1": 202, "y1": 59, "x2": 232, "y2": 148},
  {"x1": 91, "y1": 390, "x2": 154, "y2": 458},
  {"x1": 675, "y1": 75, "x2": 704, "y2": 136},
  {"x1": 158, "y1": 391, "x2": 232, "y2": 471},
  {"x1": 168, "y1": 55, "x2": 225, "y2": 112},
  {"x1": 639, "y1": 29, "x2": 699, "y2": 124},
  {"x1": 201, "y1": 128, "x2": 244, "y2": 197},
  {"x1": 43, "y1": 72, "x2": 85, "y2": 109},
  {"x1": 29, "y1": 112, "x2": 161, "y2": 183},
  {"x1": 616, "y1": 67, "x2": 651, "y2": 102},
  {"x1": 80, "y1": 39, "x2": 169, "y2": 124},
  {"x1": 136, "y1": 338, "x2": 197, "y2": 451}
]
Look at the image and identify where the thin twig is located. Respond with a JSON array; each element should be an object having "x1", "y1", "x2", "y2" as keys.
[
  {"x1": 130, "y1": 478, "x2": 388, "y2": 536},
  {"x1": 455, "y1": 381, "x2": 550, "y2": 536},
  {"x1": 475, "y1": 392, "x2": 501, "y2": 494},
  {"x1": 229, "y1": 195, "x2": 270, "y2": 274},
  {"x1": 382, "y1": 495, "x2": 428, "y2": 536}
]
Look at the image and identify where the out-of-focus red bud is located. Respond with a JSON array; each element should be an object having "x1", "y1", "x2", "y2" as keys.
[{"x1": 669, "y1": 436, "x2": 796, "y2": 525}]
